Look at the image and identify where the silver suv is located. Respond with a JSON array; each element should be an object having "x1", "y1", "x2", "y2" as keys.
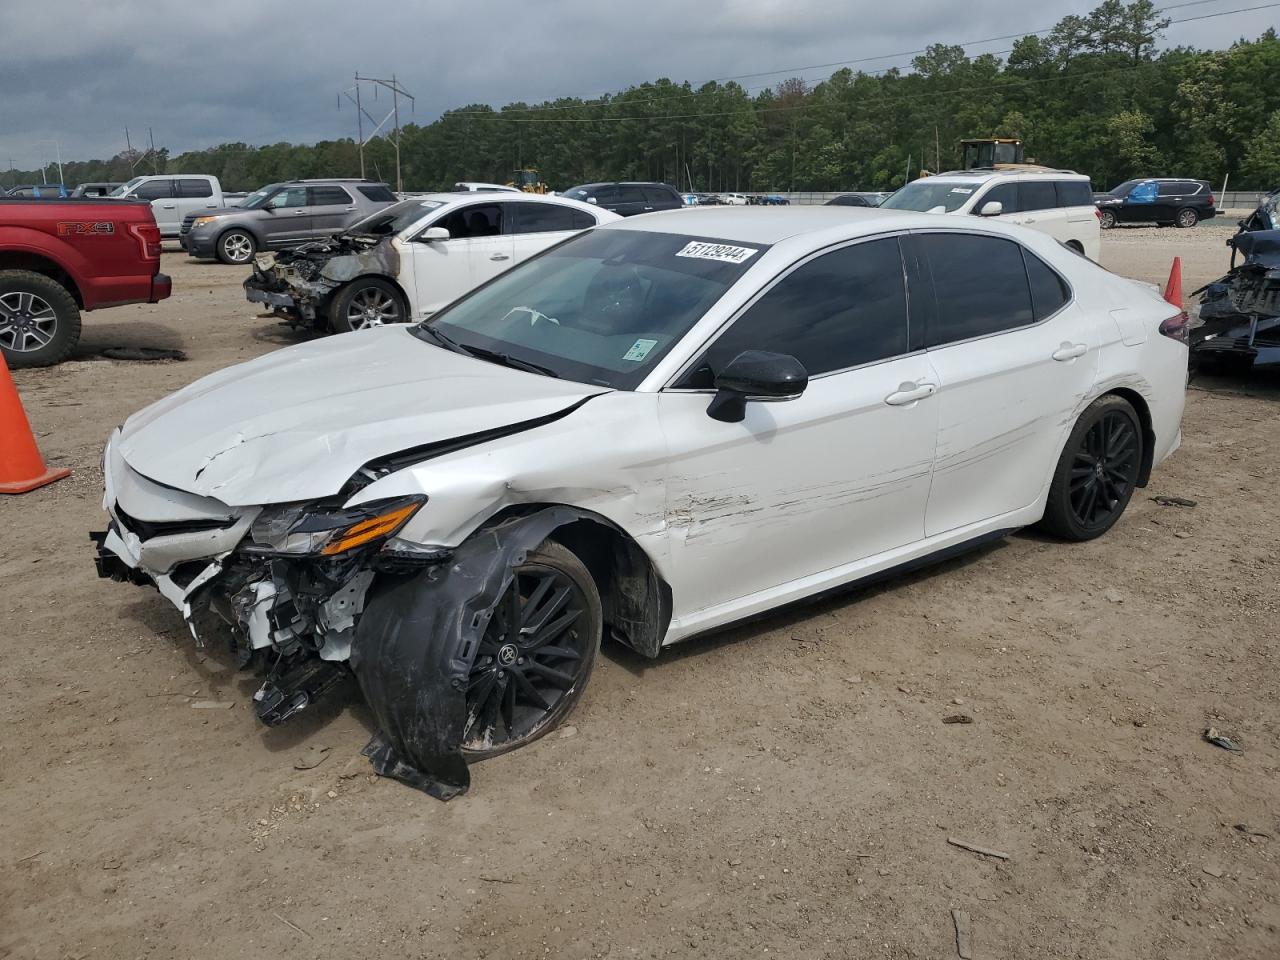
[{"x1": 180, "y1": 179, "x2": 397, "y2": 264}]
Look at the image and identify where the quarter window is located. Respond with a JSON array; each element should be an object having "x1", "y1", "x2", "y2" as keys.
[
  {"x1": 357, "y1": 184, "x2": 396, "y2": 202},
  {"x1": 920, "y1": 234, "x2": 1034, "y2": 346},
  {"x1": 512, "y1": 201, "x2": 580, "y2": 234},
  {"x1": 176, "y1": 179, "x2": 213, "y2": 198},
  {"x1": 1018, "y1": 181, "x2": 1058, "y2": 212},
  {"x1": 308, "y1": 185, "x2": 352, "y2": 205},
  {"x1": 1024, "y1": 250, "x2": 1070, "y2": 319},
  {"x1": 691, "y1": 237, "x2": 910, "y2": 382}
]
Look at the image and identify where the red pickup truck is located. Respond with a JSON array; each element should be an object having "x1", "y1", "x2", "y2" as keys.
[{"x1": 0, "y1": 198, "x2": 171, "y2": 367}]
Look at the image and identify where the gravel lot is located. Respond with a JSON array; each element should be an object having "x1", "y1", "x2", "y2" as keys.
[{"x1": 2, "y1": 218, "x2": 1277, "y2": 960}]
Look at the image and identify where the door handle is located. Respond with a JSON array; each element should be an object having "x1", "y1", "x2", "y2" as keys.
[
  {"x1": 490, "y1": 253, "x2": 510, "y2": 261},
  {"x1": 160, "y1": 203, "x2": 176, "y2": 208},
  {"x1": 292, "y1": 210, "x2": 308, "y2": 215},
  {"x1": 344, "y1": 206, "x2": 356, "y2": 212},
  {"x1": 884, "y1": 381, "x2": 937, "y2": 406},
  {"x1": 1051, "y1": 342, "x2": 1088, "y2": 361}
]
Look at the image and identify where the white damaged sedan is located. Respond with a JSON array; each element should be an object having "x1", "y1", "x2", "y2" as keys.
[{"x1": 95, "y1": 207, "x2": 1188, "y2": 797}]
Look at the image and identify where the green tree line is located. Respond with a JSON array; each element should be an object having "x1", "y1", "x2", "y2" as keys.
[{"x1": 8, "y1": 2, "x2": 1280, "y2": 194}]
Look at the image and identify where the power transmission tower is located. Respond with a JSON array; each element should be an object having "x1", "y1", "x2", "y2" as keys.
[{"x1": 339, "y1": 73, "x2": 415, "y2": 192}]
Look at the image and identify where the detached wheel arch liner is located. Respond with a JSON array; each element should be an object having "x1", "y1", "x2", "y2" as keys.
[{"x1": 350, "y1": 505, "x2": 670, "y2": 800}]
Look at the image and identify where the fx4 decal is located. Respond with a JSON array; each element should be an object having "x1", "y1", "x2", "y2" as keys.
[{"x1": 57, "y1": 221, "x2": 116, "y2": 237}]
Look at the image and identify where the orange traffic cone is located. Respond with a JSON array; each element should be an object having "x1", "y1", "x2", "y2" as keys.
[
  {"x1": 1163, "y1": 256, "x2": 1183, "y2": 309},
  {"x1": 0, "y1": 354, "x2": 71, "y2": 494}
]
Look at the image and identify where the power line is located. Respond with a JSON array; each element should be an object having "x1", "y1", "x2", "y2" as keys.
[
  {"x1": 449, "y1": 0, "x2": 1239, "y2": 117},
  {"x1": 448, "y1": 2, "x2": 1278, "y2": 124}
]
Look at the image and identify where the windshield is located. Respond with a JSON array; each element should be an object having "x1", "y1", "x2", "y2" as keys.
[
  {"x1": 236, "y1": 185, "x2": 280, "y2": 209},
  {"x1": 413, "y1": 229, "x2": 768, "y2": 389},
  {"x1": 347, "y1": 197, "x2": 445, "y2": 236},
  {"x1": 879, "y1": 181, "x2": 977, "y2": 213},
  {"x1": 109, "y1": 176, "x2": 145, "y2": 197}
]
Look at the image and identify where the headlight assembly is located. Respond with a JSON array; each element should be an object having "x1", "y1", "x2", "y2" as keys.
[
  {"x1": 191, "y1": 216, "x2": 223, "y2": 228},
  {"x1": 247, "y1": 496, "x2": 425, "y2": 556}
]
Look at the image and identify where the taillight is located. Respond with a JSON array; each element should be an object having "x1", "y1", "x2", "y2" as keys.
[
  {"x1": 1094, "y1": 208, "x2": 1103, "y2": 219},
  {"x1": 1159, "y1": 311, "x2": 1189, "y2": 344},
  {"x1": 127, "y1": 222, "x2": 162, "y2": 260},
  {"x1": 1207, "y1": 193, "x2": 1216, "y2": 206}
]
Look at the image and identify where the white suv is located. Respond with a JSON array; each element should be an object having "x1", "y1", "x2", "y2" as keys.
[{"x1": 880, "y1": 170, "x2": 1100, "y2": 260}]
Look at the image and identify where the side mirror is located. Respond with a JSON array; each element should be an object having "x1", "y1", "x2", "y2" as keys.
[
  {"x1": 978, "y1": 200, "x2": 1003, "y2": 217},
  {"x1": 420, "y1": 226, "x2": 450, "y2": 242},
  {"x1": 706, "y1": 350, "x2": 808, "y2": 423}
]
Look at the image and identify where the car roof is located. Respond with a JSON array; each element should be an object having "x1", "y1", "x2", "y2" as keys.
[
  {"x1": 923, "y1": 169, "x2": 1088, "y2": 182},
  {"x1": 401, "y1": 191, "x2": 619, "y2": 219},
  {"x1": 600, "y1": 206, "x2": 1016, "y2": 246}
]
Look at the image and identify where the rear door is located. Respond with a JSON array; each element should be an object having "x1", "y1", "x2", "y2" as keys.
[
  {"x1": 406, "y1": 202, "x2": 513, "y2": 315},
  {"x1": 911, "y1": 231, "x2": 1101, "y2": 536},
  {"x1": 306, "y1": 184, "x2": 357, "y2": 238},
  {"x1": 644, "y1": 185, "x2": 682, "y2": 212},
  {"x1": 509, "y1": 201, "x2": 595, "y2": 263},
  {"x1": 261, "y1": 185, "x2": 313, "y2": 247},
  {"x1": 1015, "y1": 180, "x2": 1066, "y2": 241},
  {"x1": 174, "y1": 178, "x2": 218, "y2": 226},
  {"x1": 134, "y1": 178, "x2": 178, "y2": 234}
]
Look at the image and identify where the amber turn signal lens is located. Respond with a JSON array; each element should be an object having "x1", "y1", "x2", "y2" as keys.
[{"x1": 320, "y1": 502, "x2": 421, "y2": 555}]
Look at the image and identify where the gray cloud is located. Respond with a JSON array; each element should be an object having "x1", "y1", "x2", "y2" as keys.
[{"x1": 0, "y1": 0, "x2": 1272, "y2": 166}]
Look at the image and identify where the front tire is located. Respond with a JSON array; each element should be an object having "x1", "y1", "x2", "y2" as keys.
[
  {"x1": 329, "y1": 278, "x2": 407, "y2": 333},
  {"x1": 461, "y1": 541, "x2": 602, "y2": 760},
  {"x1": 1098, "y1": 209, "x2": 1116, "y2": 230},
  {"x1": 1175, "y1": 207, "x2": 1199, "y2": 229},
  {"x1": 1038, "y1": 395, "x2": 1143, "y2": 542},
  {"x1": 0, "y1": 269, "x2": 81, "y2": 368},
  {"x1": 216, "y1": 229, "x2": 256, "y2": 265}
]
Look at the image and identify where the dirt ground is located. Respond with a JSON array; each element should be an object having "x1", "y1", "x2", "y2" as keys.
[{"x1": 2, "y1": 218, "x2": 1277, "y2": 960}]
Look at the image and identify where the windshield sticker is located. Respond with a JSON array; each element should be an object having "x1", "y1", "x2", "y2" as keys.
[
  {"x1": 622, "y1": 338, "x2": 658, "y2": 362},
  {"x1": 675, "y1": 241, "x2": 759, "y2": 264},
  {"x1": 949, "y1": 187, "x2": 974, "y2": 194},
  {"x1": 418, "y1": 200, "x2": 444, "y2": 209}
]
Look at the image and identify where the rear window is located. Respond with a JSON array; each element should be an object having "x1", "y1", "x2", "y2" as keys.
[
  {"x1": 1056, "y1": 180, "x2": 1093, "y2": 207},
  {"x1": 177, "y1": 179, "x2": 213, "y2": 198},
  {"x1": 1025, "y1": 250, "x2": 1070, "y2": 319},
  {"x1": 134, "y1": 179, "x2": 174, "y2": 200},
  {"x1": 358, "y1": 184, "x2": 396, "y2": 202}
]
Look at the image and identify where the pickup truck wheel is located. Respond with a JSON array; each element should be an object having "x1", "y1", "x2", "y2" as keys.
[
  {"x1": 0, "y1": 270, "x2": 81, "y2": 368},
  {"x1": 330, "y1": 278, "x2": 407, "y2": 333},
  {"x1": 216, "y1": 230, "x2": 256, "y2": 265}
]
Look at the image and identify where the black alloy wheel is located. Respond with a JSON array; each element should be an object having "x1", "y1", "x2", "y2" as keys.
[
  {"x1": 462, "y1": 542, "x2": 601, "y2": 758},
  {"x1": 1039, "y1": 395, "x2": 1144, "y2": 541}
]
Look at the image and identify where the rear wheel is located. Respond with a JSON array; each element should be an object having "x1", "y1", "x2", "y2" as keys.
[
  {"x1": 216, "y1": 229, "x2": 256, "y2": 264},
  {"x1": 461, "y1": 541, "x2": 601, "y2": 759},
  {"x1": 1098, "y1": 209, "x2": 1116, "y2": 230},
  {"x1": 0, "y1": 269, "x2": 81, "y2": 368},
  {"x1": 330, "y1": 278, "x2": 407, "y2": 333},
  {"x1": 1175, "y1": 207, "x2": 1199, "y2": 229},
  {"x1": 1038, "y1": 395, "x2": 1143, "y2": 541}
]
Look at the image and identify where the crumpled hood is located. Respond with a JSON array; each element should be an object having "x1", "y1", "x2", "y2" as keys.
[{"x1": 117, "y1": 327, "x2": 604, "y2": 506}]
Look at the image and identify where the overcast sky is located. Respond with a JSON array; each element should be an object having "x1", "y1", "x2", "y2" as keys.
[{"x1": 0, "y1": 0, "x2": 1273, "y2": 168}]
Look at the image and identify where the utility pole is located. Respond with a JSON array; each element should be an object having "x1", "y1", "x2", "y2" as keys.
[
  {"x1": 342, "y1": 74, "x2": 414, "y2": 191},
  {"x1": 148, "y1": 128, "x2": 159, "y2": 173},
  {"x1": 37, "y1": 139, "x2": 63, "y2": 184}
]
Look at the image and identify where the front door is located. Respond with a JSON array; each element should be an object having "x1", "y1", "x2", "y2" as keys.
[
  {"x1": 261, "y1": 186, "x2": 313, "y2": 247},
  {"x1": 910, "y1": 232, "x2": 1102, "y2": 537},
  {"x1": 407, "y1": 203, "x2": 514, "y2": 316},
  {"x1": 658, "y1": 235, "x2": 939, "y2": 619}
]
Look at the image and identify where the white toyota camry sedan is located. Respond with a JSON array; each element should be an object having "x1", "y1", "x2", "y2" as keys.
[{"x1": 96, "y1": 207, "x2": 1188, "y2": 798}]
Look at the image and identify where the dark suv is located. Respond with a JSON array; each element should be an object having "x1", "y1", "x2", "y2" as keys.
[
  {"x1": 558, "y1": 181, "x2": 684, "y2": 216},
  {"x1": 180, "y1": 179, "x2": 397, "y2": 264},
  {"x1": 1094, "y1": 178, "x2": 1216, "y2": 229}
]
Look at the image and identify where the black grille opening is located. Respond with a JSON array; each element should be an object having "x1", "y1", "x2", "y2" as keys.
[{"x1": 113, "y1": 503, "x2": 234, "y2": 541}]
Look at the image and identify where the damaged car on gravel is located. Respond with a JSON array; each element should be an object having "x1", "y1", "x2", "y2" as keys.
[
  {"x1": 243, "y1": 191, "x2": 618, "y2": 333},
  {"x1": 95, "y1": 207, "x2": 1188, "y2": 798},
  {"x1": 1191, "y1": 224, "x2": 1280, "y2": 373}
]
